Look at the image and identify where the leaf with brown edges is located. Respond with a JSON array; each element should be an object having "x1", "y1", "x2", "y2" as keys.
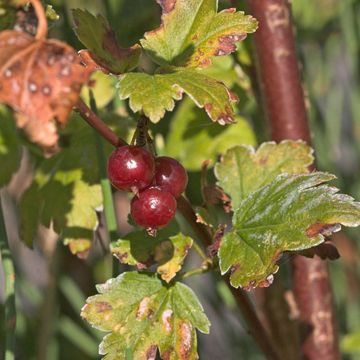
[
  {"x1": 0, "y1": 30, "x2": 92, "y2": 149},
  {"x1": 141, "y1": 0, "x2": 258, "y2": 68}
]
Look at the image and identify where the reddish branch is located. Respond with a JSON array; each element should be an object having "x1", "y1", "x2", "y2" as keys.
[
  {"x1": 75, "y1": 99, "x2": 127, "y2": 148},
  {"x1": 247, "y1": 0, "x2": 340, "y2": 358}
]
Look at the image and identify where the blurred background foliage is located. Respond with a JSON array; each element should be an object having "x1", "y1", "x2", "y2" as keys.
[{"x1": 0, "y1": 0, "x2": 360, "y2": 359}]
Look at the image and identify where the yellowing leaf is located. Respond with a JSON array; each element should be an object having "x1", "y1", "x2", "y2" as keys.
[
  {"x1": 141, "y1": 0, "x2": 257, "y2": 68},
  {"x1": 215, "y1": 141, "x2": 314, "y2": 209},
  {"x1": 119, "y1": 68, "x2": 237, "y2": 124},
  {"x1": 81, "y1": 272, "x2": 210, "y2": 359},
  {"x1": 219, "y1": 173, "x2": 360, "y2": 290},
  {"x1": 19, "y1": 118, "x2": 103, "y2": 256}
]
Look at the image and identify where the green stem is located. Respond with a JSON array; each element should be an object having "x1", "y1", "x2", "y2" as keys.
[
  {"x1": 192, "y1": 241, "x2": 208, "y2": 261},
  {"x1": 181, "y1": 266, "x2": 211, "y2": 280},
  {"x1": 0, "y1": 194, "x2": 16, "y2": 360}
]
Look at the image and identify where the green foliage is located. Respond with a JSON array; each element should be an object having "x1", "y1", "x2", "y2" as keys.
[
  {"x1": 219, "y1": 172, "x2": 360, "y2": 289},
  {"x1": 112, "y1": 229, "x2": 193, "y2": 283},
  {"x1": 341, "y1": 330, "x2": 360, "y2": 354},
  {"x1": 19, "y1": 119, "x2": 104, "y2": 255},
  {"x1": 81, "y1": 272, "x2": 210, "y2": 359},
  {"x1": 72, "y1": 9, "x2": 141, "y2": 74},
  {"x1": 119, "y1": 68, "x2": 238, "y2": 124},
  {"x1": 141, "y1": 0, "x2": 257, "y2": 68},
  {"x1": 0, "y1": 107, "x2": 21, "y2": 188},
  {"x1": 165, "y1": 98, "x2": 256, "y2": 170},
  {"x1": 215, "y1": 141, "x2": 314, "y2": 209}
]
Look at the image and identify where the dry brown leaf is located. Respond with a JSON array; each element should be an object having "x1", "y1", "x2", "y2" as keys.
[{"x1": 0, "y1": 30, "x2": 92, "y2": 149}]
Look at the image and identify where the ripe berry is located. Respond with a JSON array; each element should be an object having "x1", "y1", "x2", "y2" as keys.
[
  {"x1": 154, "y1": 156, "x2": 188, "y2": 198},
  {"x1": 131, "y1": 187, "x2": 177, "y2": 230},
  {"x1": 107, "y1": 146, "x2": 155, "y2": 192}
]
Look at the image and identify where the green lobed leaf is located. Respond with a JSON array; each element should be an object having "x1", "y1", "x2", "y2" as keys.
[
  {"x1": 19, "y1": 117, "x2": 104, "y2": 256},
  {"x1": 219, "y1": 172, "x2": 360, "y2": 289},
  {"x1": 112, "y1": 229, "x2": 193, "y2": 283},
  {"x1": 72, "y1": 9, "x2": 141, "y2": 74},
  {"x1": 0, "y1": 106, "x2": 21, "y2": 188},
  {"x1": 141, "y1": 0, "x2": 257, "y2": 68},
  {"x1": 119, "y1": 68, "x2": 237, "y2": 124},
  {"x1": 215, "y1": 141, "x2": 314, "y2": 209},
  {"x1": 165, "y1": 98, "x2": 256, "y2": 170},
  {"x1": 81, "y1": 272, "x2": 210, "y2": 359}
]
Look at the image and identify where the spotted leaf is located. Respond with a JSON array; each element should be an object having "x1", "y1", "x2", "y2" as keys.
[
  {"x1": 215, "y1": 141, "x2": 314, "y2": 210},
  {"x1": 112, "y1": 230, "x2": 193, "y2": 283},
  {"x1": 72, "y1": 9, "x2": 141, "y2": 75},
  {"x1": 81, "y1": 272, "x2": 210, "y2": 360},
  {"x1": 0, "y1": 30, "x2": 92, "y2": 149},
  {"x1": 219, "y1": 172, "x2": 360, "y2": 290},
  {"x1": 119, "y1": 68, "x2": 237, "y2": 123},
  {"x1": 141, "y1": 0, "x2": 258, "y2": 68}
]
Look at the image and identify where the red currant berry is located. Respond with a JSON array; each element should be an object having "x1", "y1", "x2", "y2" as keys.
[
  {"x1": 154, "y1": 156, "x2": 188, "y2": 198},
  {"x1": 131, "y1": 187, "x2": 177, "y2": 230},
  {"x1": 107, "y1": 146, "x2": 155, "y2": 192}
]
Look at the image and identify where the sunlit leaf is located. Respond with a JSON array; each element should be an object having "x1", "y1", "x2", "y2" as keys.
[
  {"x1": 19, "y1": 118, "x2": 104, "y2": 256},
  {"x1": 141, "y1": 0, "x2": 257, "y2": 68},
  {"x1": 81, "y1": 272, "x2": 210, "y2": 359},
  {"x1": 215, "y1": 141, "x2": 314, "y2": 209},
  {"x1": 219, "y1": 172, "x2": 360, "y2": 289},
  {"x1": 119, "y1": 68, "x2": 237, "y2": 124}
]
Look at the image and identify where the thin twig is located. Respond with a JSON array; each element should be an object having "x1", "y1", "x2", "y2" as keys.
[
  {"x1": 0, "y1": 193, "x2": 16, "y2": 360},
  {"x1": 75, "y1": 99, "x2": 127, "y2": 148},
  {"x1": 30, "y1": 0, "x2": 48, "y2": 40}
]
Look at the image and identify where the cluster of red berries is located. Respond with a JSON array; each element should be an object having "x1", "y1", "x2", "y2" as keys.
[{"x1": 107, "y1": 145, "x2": 188, "y2": 233}]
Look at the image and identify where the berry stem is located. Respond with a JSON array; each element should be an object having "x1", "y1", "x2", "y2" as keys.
[
  {"x1": 0, "y1": 192, "x2": 16, "y2": 360},
  {"x1": 75, "y1": 99, "x2": 127, "y2": 148},
  {"x1": 180, "y1": 263, "x2": 212, "y2": 280},
  {"x1": 30, "y1": 0, "x2": 48, "y2": 40}
]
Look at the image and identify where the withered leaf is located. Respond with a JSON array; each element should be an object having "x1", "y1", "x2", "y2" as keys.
[{"x1": 0, "y1": 30, "x2": 92, "y2": 148}]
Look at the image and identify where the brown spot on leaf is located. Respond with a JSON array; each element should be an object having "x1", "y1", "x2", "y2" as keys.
[
  {"x1": 305, "y1": 223, "x2": 341, "y2": 238},
  {"x1": 162, "y1": 348, "x2": 173, "y2": 360},
  {"x1": 230, "y1": 263, "x2": 240, "y2": 275},
  {"x1": 146, "y1": 345, "x2": 157, "y2": 360},
  {"x1": 136, "y1": 297, "x2": 153, "y2": 320},
  {"x1": 162, "y1": 309, "x2": 173, "y2": 334},
  {"x1": 156, "y1": 0, "x2": 176, "y2": 13},
  {"x1": 178, "y1": 321, "x2": 192, "y2": 360},
  {"x1": 95, "y1": 301, "x2": 112, "y2": 313},
  {"x1": 0, "y1": 30, "x2": 92, "y2": 149}
]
